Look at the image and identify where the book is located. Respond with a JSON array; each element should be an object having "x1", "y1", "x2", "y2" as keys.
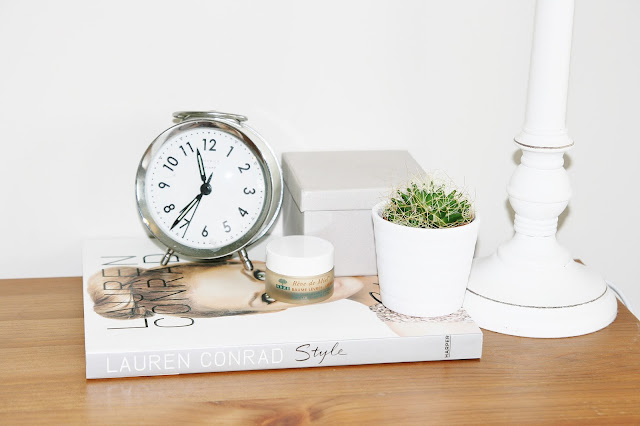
[{"x1": 82, "y1": 238, "x2": 483, "y2": 379}]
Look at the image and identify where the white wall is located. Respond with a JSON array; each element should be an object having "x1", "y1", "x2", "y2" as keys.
[{"x1": 1, "y1": 0, "x2": 638, "y2": 316}]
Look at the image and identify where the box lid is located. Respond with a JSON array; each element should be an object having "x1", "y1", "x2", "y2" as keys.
[{"x1": 282, "y1": 150, "x2": 423, "y2": 212}]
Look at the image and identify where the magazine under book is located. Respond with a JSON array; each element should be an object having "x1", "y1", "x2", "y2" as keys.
[{"x1": 82, "y1": 238, "x2": 482, "y2": 379}]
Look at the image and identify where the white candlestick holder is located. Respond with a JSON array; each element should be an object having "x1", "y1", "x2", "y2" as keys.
[{"x1": 463, "y1": 0, "x2": 617, "y2": 338}]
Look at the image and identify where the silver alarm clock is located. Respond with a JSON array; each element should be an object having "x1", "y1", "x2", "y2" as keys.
[{"x1": 135, "y1": 111, "x2": 283, "y2": 269}]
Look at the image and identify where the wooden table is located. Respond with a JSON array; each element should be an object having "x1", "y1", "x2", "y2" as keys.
[{"x1": 1, "y1": 277, "x2": 639, "y2": 424}]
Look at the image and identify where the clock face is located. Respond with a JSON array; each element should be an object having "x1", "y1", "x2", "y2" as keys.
[{"x1": 143, "y1": 126, "x2": 267, "y2": 251}]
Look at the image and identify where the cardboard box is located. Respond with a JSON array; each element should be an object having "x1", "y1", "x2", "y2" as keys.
[{"x1": 282, "y1": 150, "x2": 423, "y2": 276}]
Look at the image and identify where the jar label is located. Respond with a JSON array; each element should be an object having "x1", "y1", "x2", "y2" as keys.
[{"x1": 265, "y1": 268, "x2": 334, "y2": 304}]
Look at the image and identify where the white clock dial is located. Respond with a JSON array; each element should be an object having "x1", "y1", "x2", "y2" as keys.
[{"x1": 144, "y1": 128, "x2": 267, "y2": 250}]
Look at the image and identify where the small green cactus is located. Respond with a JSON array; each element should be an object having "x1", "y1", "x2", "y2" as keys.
[{"x1": 383, "y1": 174, "x2": 474, "y2": 229}]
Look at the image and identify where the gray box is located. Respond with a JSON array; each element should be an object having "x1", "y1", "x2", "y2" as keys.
[{"x1": 282, "y1": 150, "x2": 423, "y2": 276}]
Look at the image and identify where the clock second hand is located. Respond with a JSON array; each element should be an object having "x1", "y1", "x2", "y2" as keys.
[
  {"x1": 172, "y1": 171, "x2": 214, "y2": 236},
  {"x1": 170, "y1": 193, "x2": 202, "y2": 231},
  {"x1": 180, "y1": 195, "x2": 203, "y2": 238}
]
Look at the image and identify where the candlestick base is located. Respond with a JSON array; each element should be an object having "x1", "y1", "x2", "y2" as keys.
[{"x1": 463, "y1": 247, "x2": 617, "y2": 338}]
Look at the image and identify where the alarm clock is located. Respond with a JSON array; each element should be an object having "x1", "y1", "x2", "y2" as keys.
[{"x1": 135, "y1": 111, "x2": 283, "y2": 268}]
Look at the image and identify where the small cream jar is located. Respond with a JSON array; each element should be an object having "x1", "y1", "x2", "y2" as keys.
[{"x1": 265, "y1": 235, "x2": 335, "y2": 304}]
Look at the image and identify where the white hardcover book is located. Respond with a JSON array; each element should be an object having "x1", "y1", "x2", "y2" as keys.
[{"x1": 82, "y1": 238, "x2": 482, "y2": 379}]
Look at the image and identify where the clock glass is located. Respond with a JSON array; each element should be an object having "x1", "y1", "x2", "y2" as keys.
[{"x1": 143, "y1": 125, "x2": 267, "y2": 250}]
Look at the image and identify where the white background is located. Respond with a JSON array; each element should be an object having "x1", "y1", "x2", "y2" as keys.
[{"x1": 1, "y1": 0, "x2": 638, "y2": 316}]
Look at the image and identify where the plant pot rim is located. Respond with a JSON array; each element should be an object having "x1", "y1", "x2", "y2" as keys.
[{"x1": 371, "y1": 200, "x2": 479, "y2": 232}]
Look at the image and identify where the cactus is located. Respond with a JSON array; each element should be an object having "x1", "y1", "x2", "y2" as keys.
[{"x1": 383, "y1": 174, "x2": 474, "y2": 229}]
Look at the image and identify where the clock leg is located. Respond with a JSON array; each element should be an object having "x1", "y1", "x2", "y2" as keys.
[
  {"x1": 238, "y1": 248, "x2": 254, "y2": 272},
  {"x1": 238, "y1": 247, "x2": 271, "y2": 301},
  {"x1": 160, "y1": 248, "x2": 175, "y2": 266}
]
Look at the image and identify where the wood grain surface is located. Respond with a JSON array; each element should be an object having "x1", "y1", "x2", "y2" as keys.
[{"x1": 1, "y1": 277, "x2": 639, "y2": 424}]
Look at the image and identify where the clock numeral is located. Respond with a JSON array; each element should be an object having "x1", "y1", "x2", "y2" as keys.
[
  {"x1": 238, "y1": 163, "x2": 251, "y2": 173},
  {"x1": 238, "y1": 207, "x2": 248, "y2": 217},
  {"x1": 158, "y1": 182, "x2": 170, "y2": 189},
  {"x1": 163, "y1": 156, "x2": 179, "y2": 172},
  {"x1": 164, "y1": 204, "x2": 175, "y2": 213},
  {"x1": 179, "y1": 142, "x2": 194, "y2": 156},
  {"x1": 223, "y1": 221, "x2": 231, "y2": 233},
  {"x1": 243, "y1": 187, "x2": 255, "y2": 195},
  {"x1": 227, "y1": 146, "x2": 234, "y2": 157},
  {"x1": 202, "y1": 226, "x2": 209, "y2": 237},
  {"x1": 203, "y1": 138, "x2": 217, "y2": 151}
]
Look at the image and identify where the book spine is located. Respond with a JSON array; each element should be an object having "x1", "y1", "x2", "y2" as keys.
[{"x1": 86, "y1": 333, "x2": 482, "y2": 379}]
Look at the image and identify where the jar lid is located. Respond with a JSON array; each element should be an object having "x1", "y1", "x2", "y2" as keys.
[{"x1": 266, "y1": 235, "x2": 334, "y2": 276}]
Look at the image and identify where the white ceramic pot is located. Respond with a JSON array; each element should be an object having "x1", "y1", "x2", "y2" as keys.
[{"x1": 371, "y1": 201, "x2": 479, "y2": 317}]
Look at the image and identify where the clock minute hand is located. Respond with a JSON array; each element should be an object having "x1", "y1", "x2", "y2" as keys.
[
  {"x1": 170, "y1": 193, "x2": 202, "y2": 230},
  {"x1": 197, "y1": 149, "x2": 207, "y2": 183}
]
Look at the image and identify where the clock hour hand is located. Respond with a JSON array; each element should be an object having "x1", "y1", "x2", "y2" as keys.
[
  {"x1": 170, "y1": 193, "x2": 202, "y2": 230},
  {"x1": 197, "y1": 149, "x2": 207, "y2": 183}
]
